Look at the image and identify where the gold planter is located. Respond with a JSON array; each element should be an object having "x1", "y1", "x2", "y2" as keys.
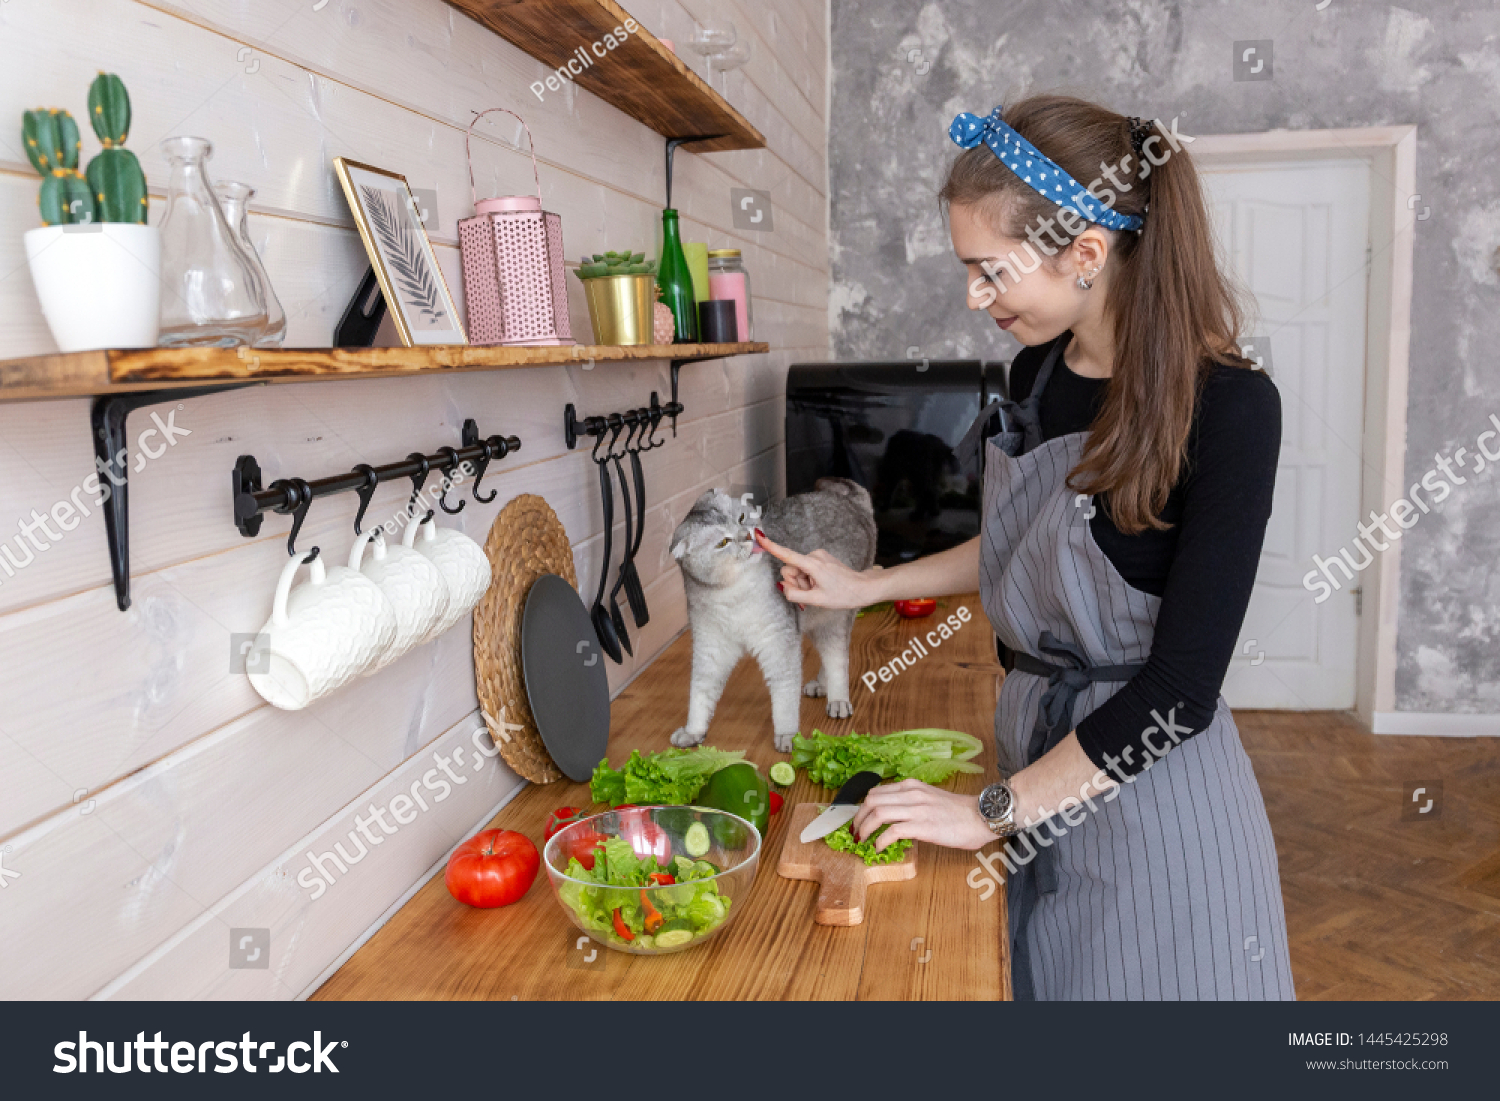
[{"x1": 582, "y1": 273, "x2": 657, "y2": 346}]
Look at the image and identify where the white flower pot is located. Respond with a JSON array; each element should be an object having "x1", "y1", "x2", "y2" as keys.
[{"x1": 23, "y1": 224, "x2": 161, "y2": 351}]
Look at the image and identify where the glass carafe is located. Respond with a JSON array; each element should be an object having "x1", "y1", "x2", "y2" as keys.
[
  {"x1": 156, "y1": 137, "x2": 267, "y2": 346},
  {"x1": 215, "y1": 180, "x2": 287, "y2": 347}
]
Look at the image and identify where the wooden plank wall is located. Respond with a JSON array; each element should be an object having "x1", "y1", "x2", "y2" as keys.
[{"x1": 0, "y1": 0, "x2": 829, "y2": 999}]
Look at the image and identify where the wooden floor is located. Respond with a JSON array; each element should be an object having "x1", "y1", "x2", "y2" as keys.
[
  {"x1": 1239, "y1": 710, "x2": 1500, "y2": 1000},
  {"x1": 314, "y1": 596, "x2": 1007, "y2": 1001}
]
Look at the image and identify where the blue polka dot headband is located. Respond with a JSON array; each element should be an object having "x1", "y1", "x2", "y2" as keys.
[{"x1": 949, "y1": 107, "x2": 1145, "y2": 233}]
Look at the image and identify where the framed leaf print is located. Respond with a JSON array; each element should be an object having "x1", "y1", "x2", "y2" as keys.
[{"x1": 333, "y1": 158, "x2": 466, "y2": 346}]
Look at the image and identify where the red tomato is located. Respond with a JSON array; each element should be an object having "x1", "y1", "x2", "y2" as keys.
[
  {"x1": 566, "y1": 830, "x2": 607, "y2": 870},
  {"x1": 445, "y1": 829, "x2": 539, "y2": 908},
  {"x1": 544, "y1": 806, "x2": 584, "y2": 840},
  {"x1": 894, "y1": 598, "x2": 937, "y2": 618},
  {"x1": 619, "y1": 815, "x2": 671, "y2": 863},
  {"x1": 768, "y1": 790, "x2": 784, "y2": 816}
]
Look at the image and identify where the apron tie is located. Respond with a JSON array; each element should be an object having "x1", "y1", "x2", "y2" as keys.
[{"x1": 1004, "y1": 630, "x2": 1145, "y2": 1000}]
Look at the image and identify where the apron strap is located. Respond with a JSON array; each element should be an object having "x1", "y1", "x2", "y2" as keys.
[{"x1": 958, "y1": 336, "x2": 1070, "y2": 477}]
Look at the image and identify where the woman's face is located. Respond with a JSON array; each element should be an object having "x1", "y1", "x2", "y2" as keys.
[{"x1": 948, "y1": 201, "x2": 1106, "y2": 346}]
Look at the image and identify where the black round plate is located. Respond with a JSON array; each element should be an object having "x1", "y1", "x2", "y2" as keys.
[{"x1": 520, "y1": 573, "x2": 611, "y2": 782}]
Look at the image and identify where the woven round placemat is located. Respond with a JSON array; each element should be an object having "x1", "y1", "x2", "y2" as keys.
[{"x1": 473, "y1": 493, "x2": 577, "y2": 783}]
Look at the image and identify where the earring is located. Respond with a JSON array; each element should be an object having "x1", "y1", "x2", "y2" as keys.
[{"x1": 1077, "y1": 266, "x2": 1101, "y2": 290}]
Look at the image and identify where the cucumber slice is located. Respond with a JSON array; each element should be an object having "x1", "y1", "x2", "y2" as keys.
[
  {"x1": 683, "y1": 821, "x2": 711, "y2": 858},
  {"x1": 654, "y1": 928, "x2": 694, "y2": 948},
  {"x1": 769, "y1": 762, "x2": 795, "y2": 786}
]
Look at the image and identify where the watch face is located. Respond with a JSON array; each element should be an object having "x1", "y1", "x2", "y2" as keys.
[{"x1": 980, "y1": 782, "x2": 1012, "y2": 821}]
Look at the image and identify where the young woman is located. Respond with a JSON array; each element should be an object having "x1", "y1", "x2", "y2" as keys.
[{"x1": 757, "y1": 95, "x2": 1294, "y2": 1001}]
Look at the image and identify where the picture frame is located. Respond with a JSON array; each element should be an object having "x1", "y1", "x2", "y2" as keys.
[{"x1": 333, "y1": 157, "x2": 466, "y2": 346}]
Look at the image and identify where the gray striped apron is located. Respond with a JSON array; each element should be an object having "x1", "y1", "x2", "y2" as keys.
[{"x1": 970, "y1": 346, "x2": 1295, "y2": 1001}]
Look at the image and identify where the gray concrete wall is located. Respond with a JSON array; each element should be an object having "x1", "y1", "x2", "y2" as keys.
[{"x1": 829, "y1": 0, "x2": 1500, "y2": 715}]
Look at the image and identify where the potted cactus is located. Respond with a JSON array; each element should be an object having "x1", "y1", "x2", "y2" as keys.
[
  {"x1": 22, "y1": 73, "x2": 159, "y2": 351},
  {"x1": 574, "y1": 251, "x2": 660, "y2": 345}
]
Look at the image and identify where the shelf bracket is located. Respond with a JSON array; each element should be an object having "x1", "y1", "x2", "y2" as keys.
[{"x1": 92, "y1": 383, "x2": 258, "y2": 611}]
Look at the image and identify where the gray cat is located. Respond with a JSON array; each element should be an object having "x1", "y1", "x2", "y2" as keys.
[{"x1": 669, "y1": 478, "x2": 877, "y2": 752}]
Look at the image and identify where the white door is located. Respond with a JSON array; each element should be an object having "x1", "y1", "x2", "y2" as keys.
[{"x1": 1200, "y1": 159, "x2": 1369, "y2": 710}]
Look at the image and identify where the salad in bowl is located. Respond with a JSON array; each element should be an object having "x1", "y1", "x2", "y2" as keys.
[{"x1": 543, "y1": 805, "x2": 760, "y2": 954}]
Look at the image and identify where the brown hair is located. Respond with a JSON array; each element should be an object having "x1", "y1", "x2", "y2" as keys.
[{"x1": 939, "y1": 94, "x2": 1250, "y2": 533}]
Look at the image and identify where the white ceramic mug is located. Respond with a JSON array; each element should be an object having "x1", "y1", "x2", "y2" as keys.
[
  {"x1": 247, "y1": 550, "x2": 397, "y2": 710},
  {"x1": 349, "y1": 528, "x2": 450, "y2": 667},
  {"x1": 403, "y1": 515, "x2": 492, "y2": 637}
]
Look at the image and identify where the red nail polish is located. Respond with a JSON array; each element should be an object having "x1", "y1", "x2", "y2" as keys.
[
  {"x1": 754, "y1": 528, "x2": 766, "y2": 540},
  {"x1": 776, "y1": 581, "x2": 784, "y2": 592}
]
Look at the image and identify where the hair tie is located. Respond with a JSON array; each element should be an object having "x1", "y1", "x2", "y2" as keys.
[{"x1": 1126, "y1": 117, "x2": 1152, "y2": 157}]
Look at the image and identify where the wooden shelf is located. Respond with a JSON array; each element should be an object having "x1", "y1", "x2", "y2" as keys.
[
  {"x1": 0, "y1": 342, "x2": 769, "y2": 402},
  {"x1": 445, "y1": 0, "x2": 765, "y2": 153}
]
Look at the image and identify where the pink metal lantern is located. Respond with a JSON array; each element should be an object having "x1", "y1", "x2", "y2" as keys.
[{"x1": 458, "y1": 108, "x2": 572, "y2": 346}]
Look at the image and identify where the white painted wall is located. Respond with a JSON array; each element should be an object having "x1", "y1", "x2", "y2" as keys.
[{"x1": 0, "y1": 0, "x2": 829, "y2": 999}]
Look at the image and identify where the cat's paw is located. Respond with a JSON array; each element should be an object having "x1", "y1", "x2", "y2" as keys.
[
  {"x1": 671, "y1": 726, "x2": 707, "y2": 748},
  {"x1": 802, "y1": 678, "x2": 826, "y2": 698},
  {"x1": 825, "y1": 698, "x2": 853, "y2": 719},
  {"x1": 773, "y1": 730, "x2": 797, "y2": 753}
]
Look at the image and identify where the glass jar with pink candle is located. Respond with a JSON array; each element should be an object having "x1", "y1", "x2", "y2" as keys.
[{"x1": 707, "y1": 248, "x2": 752, "y2": 342}]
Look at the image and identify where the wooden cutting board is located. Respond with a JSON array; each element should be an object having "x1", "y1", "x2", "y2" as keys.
[{"x1": 776, "y1": 803, "x2": 918, "y2": 926}]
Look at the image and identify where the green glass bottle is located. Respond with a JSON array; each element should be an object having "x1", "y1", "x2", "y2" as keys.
[{"x1": 656, "y1": 208, "x2": 698, "y2": 342}]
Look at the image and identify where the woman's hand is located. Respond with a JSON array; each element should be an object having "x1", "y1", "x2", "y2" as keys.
[
  {"x1": 851, "y1": 778, "x2": 994, "y2": 852},
  {"x1": 753, "y1": 530, "x2": 883, "y2": 610}
]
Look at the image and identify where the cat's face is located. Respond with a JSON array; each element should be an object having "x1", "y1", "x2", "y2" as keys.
[{"x1": 670, "y1": 490, "x2": 764, "y2": 587}]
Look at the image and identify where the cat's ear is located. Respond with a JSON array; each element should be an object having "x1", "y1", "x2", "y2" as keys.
[{"x1": 670, "y1": 536, "x2": 688, "y2": 560}]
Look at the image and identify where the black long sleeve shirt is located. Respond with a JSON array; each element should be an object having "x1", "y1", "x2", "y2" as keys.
[{"x1": 1006, "y1": 335, "x2": 1282, "y2": 777}]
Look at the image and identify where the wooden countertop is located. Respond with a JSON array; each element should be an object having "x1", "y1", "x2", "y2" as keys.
[{"x1": 313, "y1": 595, "x2": 1009, "y2": 1000}]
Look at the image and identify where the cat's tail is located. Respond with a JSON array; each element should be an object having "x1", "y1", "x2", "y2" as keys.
[{"x1": 813, "y1": 476, "x2": 872, "y2": 512}]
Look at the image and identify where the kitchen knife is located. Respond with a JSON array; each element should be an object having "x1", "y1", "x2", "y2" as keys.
[{"x1": 799, "y1": 770, "x2": 884, "y2": 843}]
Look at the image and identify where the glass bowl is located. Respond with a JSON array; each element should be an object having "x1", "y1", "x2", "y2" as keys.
[{"x1": 543, "y1": 806, "x2": 760, "y2": 955}]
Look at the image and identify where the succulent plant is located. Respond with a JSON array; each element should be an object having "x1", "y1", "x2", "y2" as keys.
[
  {"x1": 23, "y1": 108, "x2": 94, "y2": 226},
  {"x1": 85, "y1": 73, "x2": 148, "y2": 224},
  {"x1": 21, "y1": 73, "x2": 148, "y2": 227},
  {"x1": 573, "y1": 250, "x2": 657, "y2": 280}
]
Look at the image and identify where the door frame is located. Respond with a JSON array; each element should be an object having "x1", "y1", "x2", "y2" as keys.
[{"x1": 1192, "y1": 124, "x2": 1417, "y2": 729}]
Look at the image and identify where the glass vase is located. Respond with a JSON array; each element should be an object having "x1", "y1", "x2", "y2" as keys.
[
  {"x1": 156, "y1": 137, "x2": 267, "y2": 347},
  {"x1": 215, "y1": 180, "x2": 287, "y2": 347}
]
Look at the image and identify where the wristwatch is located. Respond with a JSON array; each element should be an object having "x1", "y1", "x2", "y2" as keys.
[{"x1": 977, "y1": 780, "x2": 1020, "y2": 837}]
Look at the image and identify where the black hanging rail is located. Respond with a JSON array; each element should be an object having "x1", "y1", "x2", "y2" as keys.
[
  {"x1": 563, "y1": 391, "x2": 677, "y2": 453},
  {"x1": 231, "y1": 418, "x2": 520, "y2": 555}
]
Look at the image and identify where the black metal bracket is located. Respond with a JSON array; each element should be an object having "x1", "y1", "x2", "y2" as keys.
[
  {"x1": 232, "y1": 418, "x2": 520, "y2": 545},
  {"x1": 93, "y1": 384, "x2": 260, "y2": 612}
]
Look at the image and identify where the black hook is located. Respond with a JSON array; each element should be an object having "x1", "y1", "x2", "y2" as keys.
[
  {"x1": 352, "y1": 464, "x2": 379, "y2": 534},
  {"x1": 588, "y1": 419, "x2": 610, "y2": 464},
  {"x1": 406, "y1": 453, "x2": 431, "y2": 520},
  {"x1": 604, "y1": 413, "x2": 625, "y2": 460},
  {"x1": 470, "y1": 439, "x2": 499, "y2": 504},
  {"x1": 621, "y1": 409, "x2": 642, "y2": 453},
  {"x1": 272, "y1": 477, "x2": 316, "y2": 559},
  {"x1": 436, "y1": 446, "x2": 467, "y2": 515},
  {"x1": 642, "y1": 394, "x2": 666, "y2": 450}
]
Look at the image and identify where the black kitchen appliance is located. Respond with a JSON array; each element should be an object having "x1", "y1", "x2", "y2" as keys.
[{"x1": 785, "y1": 359, "x2": 1010, "y2": 566}]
